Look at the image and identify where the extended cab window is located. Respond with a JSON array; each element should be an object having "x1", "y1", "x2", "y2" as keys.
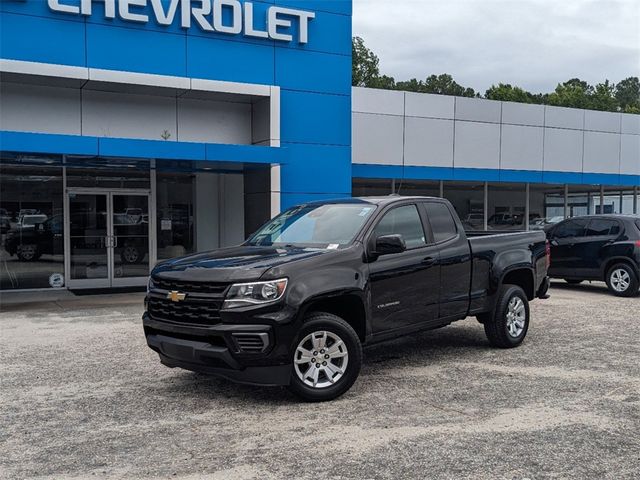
[
  {"x1": 424, "y1": 202, "x2": 457, "y2": 243},
  {"x1": 372, "y1": 205, "x2": 426, "y2": 249},
  {"x1": 586, "y1": 219, "x2": 620, "y2": 236},
  {"x1": 553, "y1": 219, "x2": 587, "y2": 239}
]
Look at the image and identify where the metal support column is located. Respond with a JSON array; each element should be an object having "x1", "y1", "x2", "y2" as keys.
[
  {"x1": 634, "y1": 186, "x2": 638, "y2": 214},
  {"x1": 563, "y1": 184, "x2": 569, "y2": 218},
  {"x1": 439, "y1": 180, "x2": 444, "y2": 198},
  {"x1": 525, "y1": 183, "x2": 530, "y2": 231},
  {"x1": 600, "y1": 185, "x2": 604, "y2": 215},
  {"x1": 483, "y1": 182, "x2": 488, "y2": 231}
]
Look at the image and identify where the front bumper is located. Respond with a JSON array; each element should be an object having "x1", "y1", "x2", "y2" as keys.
[{"x1": 143, "y1": 313, "x2": 293, "y2": 386}]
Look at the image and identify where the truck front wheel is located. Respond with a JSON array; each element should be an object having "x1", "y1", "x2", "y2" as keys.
[
  {"x1": 288, "y1": 313, "x2": 362, "y2": 402},
  {"x1": 483, "y1": 284, "x2": 530, "y2": 348}
]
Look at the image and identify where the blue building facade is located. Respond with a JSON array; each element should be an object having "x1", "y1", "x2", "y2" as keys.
[{"x1": 0, "y1": 0, "x2": 353, "y2": 290}]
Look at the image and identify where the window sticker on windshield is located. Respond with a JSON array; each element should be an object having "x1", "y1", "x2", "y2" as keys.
[
  {"x1": 359, "y1": 207, "x2": 373, "y2": 217},
  {"x1": 327, "y1": 244, "x2": 339, "y2": 250}
]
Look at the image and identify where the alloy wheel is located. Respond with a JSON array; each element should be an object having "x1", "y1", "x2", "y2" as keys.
[
  {"x1": 505, "y1": 296, "x2": 526, "y2": 338},
  {"x1": 610, "y1": 268, "x2": 631, "y2": 293},
  {"x1": 293, "y1": 331, "x2": 349, "y2": 389}
]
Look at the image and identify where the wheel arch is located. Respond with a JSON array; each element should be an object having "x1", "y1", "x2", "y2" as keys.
[
  {"x1": 500, "y1": 267, "x2": 536, "y2": 300},
  {"x1": 298, "y1": 291, "x2": 368, "y2": 343},
  {"x1": 602, "y1": 257, "x2": 639, "y2": 281}
]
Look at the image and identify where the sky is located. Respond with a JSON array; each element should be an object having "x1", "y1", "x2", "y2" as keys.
[{"x1": 352, "y1": 0, "x2": 640, "y2": 94}]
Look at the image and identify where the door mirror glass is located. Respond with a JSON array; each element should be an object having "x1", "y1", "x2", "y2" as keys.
[{"x1": 375, "y1": 234, "x2": 406, "y2": 256}]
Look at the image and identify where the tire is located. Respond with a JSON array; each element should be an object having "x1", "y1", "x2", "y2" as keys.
[
  {"x1": 17, "y1": 244, "x2": 40, "y2": 262},
  {"x1": 605, "y1": 263, "x2": 639, "y2": 297},
  {"x1": 564, "y1": 279, "x2": 583, "y2": 285},
  {"x1": 287, "y1": 313, "x2": 362, "y2": 402},
  {"x1": 483, "y1": 284, "x2": 530, "y2": 348}
]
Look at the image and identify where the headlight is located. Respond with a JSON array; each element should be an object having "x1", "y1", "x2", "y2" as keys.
[{"x1": 223, "y1": 278, "x2": 288, "y2": 309}]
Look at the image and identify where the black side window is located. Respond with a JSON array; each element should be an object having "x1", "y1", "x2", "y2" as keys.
[
  {"x1": 373, "y1": 205, "x2": 426, "y2": 249},
  {"x1": 424, "y1": 202, "x2": 457, "y2": 243},
  {"x1": 553, "y1": 219, "x2": 587, "y2": 239},
  {"x1": 586, "y1": 219, "x2": 619, "y2": 236}
]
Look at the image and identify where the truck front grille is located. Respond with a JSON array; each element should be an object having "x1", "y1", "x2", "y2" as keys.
[
  {"x1": 147, "y1": 296, "x2": 222, "y2": 326},
  {"x1": 151, "y1": 277, "x2": 229, "y2": 295}
]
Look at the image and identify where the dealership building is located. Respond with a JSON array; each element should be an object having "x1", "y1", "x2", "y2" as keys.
[{"x1": 0, "y1": 0, "x2": 638, "y2": 291}]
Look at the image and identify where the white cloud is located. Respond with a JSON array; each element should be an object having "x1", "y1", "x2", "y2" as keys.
[{"x1": 353, "y1": 0, "x2": 640, "y2": 93}]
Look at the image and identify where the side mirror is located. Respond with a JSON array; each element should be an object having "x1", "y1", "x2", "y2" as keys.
[{"x1": 373, "y1": 234, "x2": 406, "y2": 256}]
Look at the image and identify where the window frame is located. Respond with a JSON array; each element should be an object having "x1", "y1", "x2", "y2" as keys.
[
  {"x1": 551, "y1": 218, "x2": 589, "y2": 239},
  {"x1": 365, "y1": 202, "x2": 433, "y2": 253},
  {"x1": 584, "y1": 218, "x2": 622, "y2": 238},
  {"x1": 421, "y1": 200, "x2": 460, "y2": 245}
]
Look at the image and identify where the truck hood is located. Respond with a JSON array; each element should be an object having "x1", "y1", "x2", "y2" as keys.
[{"x1": 152, "y1": 245, "x2": 333, "y2": 283}]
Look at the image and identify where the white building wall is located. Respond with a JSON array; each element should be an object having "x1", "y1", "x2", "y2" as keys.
[{"x1": 352, "y1": 87, "x2": 640, "y2": 179}]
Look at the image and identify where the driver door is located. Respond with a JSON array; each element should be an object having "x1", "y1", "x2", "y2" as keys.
[{"x1": 367, "y1": 204, "x2": 440, "y2": 334}]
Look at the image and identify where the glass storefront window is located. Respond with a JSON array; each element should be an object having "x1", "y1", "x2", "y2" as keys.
[
  {"x1": 0, "y1": 159, "x2": 64, "y2": 289},
  {"x1": 528, "y1": 184, "x2": 567, "y2": 230},
  {"x1": 156, "y1": 171, "x2": 195, "y2": 260},
  {"x1": 66, "y1": 158, "x2": 151, "y2": 189},
  {"x1": 443, "y1": 182, "x2": 485, "y2": 231},
  {"x1": 352, "y1": 178, "x2": 393, "y2": 196},
  {"x1": 488, "y1": 183, "x2": 527, "y2": 231}
]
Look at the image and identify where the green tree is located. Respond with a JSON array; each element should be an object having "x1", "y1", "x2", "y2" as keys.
[
  {"x1": 422, "y1": 74, "x2": 476, "y2": 97},
  {"x1": 485, "y1": 83, "x2": 538, "y2": 103},
  {"x1": 590, "y1": 80, "x2": 619, "y2": 112},
  {"x1": 547, "y1": 79, "x2": 594, "y2": 110},
  {"x1": 615, "y1": 76, "x2": 640, "y2": 112},
  {"x1": 352, "y1": 36, "x2": 381, "y2": 87}
]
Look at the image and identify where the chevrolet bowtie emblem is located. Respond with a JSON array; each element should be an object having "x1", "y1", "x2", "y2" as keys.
[{"x1": 167, "y1": 290, "x2": 187, "y2": 302}]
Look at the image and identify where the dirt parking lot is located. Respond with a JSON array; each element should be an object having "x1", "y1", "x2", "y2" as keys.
[{"x1": 1, "y1": 281, "x2": 639, "y2": 480}]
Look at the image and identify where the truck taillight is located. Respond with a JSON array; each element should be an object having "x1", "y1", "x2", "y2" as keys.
[{"x1": 545, "y1": 240, "x2": 551, "y2": 267}]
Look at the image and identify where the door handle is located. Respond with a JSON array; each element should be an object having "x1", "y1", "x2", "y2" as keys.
[{"x1": 422, "y1": 256, "x2": 436, "y2": 266}]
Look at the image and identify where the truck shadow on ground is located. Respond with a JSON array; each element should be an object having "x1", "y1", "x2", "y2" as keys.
[{"x1": 155, "y1": 322, "x2": 490, "y2": 405}]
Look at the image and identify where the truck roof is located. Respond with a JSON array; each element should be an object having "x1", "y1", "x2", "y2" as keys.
[{"x1": 301, "y1": 195, "x2": 443, "y2": 207}]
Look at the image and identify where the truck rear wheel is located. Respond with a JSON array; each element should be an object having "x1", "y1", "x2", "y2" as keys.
[
  {"x1": 287, "y1": 313, "x2": 362, "y2": 402},
  {"x1": 483, "y1": 284, "x2": 530, "y2": 348}
]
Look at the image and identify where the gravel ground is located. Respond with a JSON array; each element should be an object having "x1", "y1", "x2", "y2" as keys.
[{"x1": 1, "y1": 281, "x2": 639, "y2": 480}]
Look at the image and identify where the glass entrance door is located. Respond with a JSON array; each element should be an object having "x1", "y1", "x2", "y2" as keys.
[
  {"x1": 66, "y1": 191, "x2": 151, "y2": 289},
  {"x1": 111, "y1": 193, "x2": 150, "y2": 287}
]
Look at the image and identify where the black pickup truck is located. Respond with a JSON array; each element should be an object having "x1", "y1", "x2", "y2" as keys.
[{"x1": 143, "y1": 196, "x2": 550, "y2": 401}]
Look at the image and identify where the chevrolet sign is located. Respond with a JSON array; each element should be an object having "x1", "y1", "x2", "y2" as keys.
[{"x1": 47, "y1": 0, "x2": 315, "y2": 44}]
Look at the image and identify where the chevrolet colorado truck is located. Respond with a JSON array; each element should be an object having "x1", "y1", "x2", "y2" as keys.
[{"x1": 143, "y1": 196, "x2": 550, "y2": 401}]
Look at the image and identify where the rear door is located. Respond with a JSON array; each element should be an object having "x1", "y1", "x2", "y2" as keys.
[
  {"x1": 579, "y1": 218, "x2": 622, "y2": 277},
  {"x1": 367, "y1": 203, "x2": 440, "y2": 333},
  {"x1": 548, "y1": 218, "x2": 589, "y2": 277},
  {"x1": 422, "y1": 201, "x2": 472, "y2": 319}
]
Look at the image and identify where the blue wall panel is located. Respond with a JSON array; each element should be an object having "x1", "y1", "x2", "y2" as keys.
[
  {"x1": 0, "y1": 13, "x2": 86, "y2": 66},
  {"x1": 276, "y1": 9, "x2": 352, "y2": 55},
  {"x1": 87, "y1": 24, "x2": 187, "y2": 76},
  {"x1": 0, "y1": 0, "x2": 83, "y2": 19},
  {"x1": 280, "y1": 90, "x2": 351, "y2": 146},
  {"x1": 186, "y1": 35, "x2": 274, "y2": 84},
  {"x1": 275, "y1": 47, "x2": 351, "y2": 95},
  {"x1": 280, "y1": 143, "x2": 351, "y2": 194}
]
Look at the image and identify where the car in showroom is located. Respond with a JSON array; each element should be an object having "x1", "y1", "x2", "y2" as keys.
[
  {"x1": 546, "y1": 215, "x2": 640, "y2": 297},
  {"x1": 143, "y1": 196, "x2": 550, "y2": 401}
]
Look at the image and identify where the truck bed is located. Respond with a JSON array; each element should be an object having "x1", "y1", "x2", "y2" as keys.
[{"x1": 466, "y1": 230, "x2": 548, "y2": 314}]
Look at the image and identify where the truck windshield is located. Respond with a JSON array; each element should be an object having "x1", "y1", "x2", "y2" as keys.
[{"x1": 247, "y1": 203, "x2": 376, "y2": 248}]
